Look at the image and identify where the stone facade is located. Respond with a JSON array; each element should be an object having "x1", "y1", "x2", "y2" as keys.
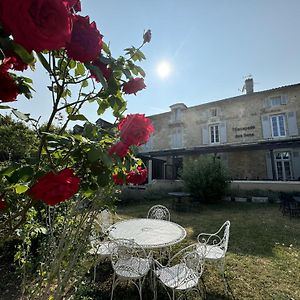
[{"x1": 140, "y1": 81, "x2": 300, "y2": 181}]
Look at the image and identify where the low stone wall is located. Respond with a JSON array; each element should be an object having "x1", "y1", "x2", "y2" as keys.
[
  {"x1": 120, "y1": 179, "x2": 184, "y2": 202},
  {"x1": 231, "y1": 180, "x2": 300, "y2": 192},
  {"x1": 119, "y1": 179, "x2": 300, "y2": 202}
]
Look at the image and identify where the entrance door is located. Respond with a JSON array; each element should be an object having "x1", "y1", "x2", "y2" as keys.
[{"x1": 275, "y1": 152, "x2": 292, "y2": 180}]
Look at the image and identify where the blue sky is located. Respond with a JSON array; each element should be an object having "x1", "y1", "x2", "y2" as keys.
[{"x1": 9, "y1": 0, "x2": 300, "y2": 126}]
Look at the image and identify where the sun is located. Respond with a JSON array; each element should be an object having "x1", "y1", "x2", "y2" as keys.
[{"x1": 156, "y1": 61, "x2": 172, "y2": 79}]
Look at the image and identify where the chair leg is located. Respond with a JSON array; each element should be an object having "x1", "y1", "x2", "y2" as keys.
[
  {"x1": 110, "y1": 273, "x2": 116, "y2": 300},
  {"x1": 138, "y1": 278, "x2": 143, "y2": 300}
]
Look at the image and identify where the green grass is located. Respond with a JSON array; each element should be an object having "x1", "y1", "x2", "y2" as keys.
[{"x1": 76, "y1": 200, "x2": 300, "y2": 300}]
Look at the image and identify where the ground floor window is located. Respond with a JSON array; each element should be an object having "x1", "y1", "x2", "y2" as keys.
[{"x1": 275, "y1": 151, "x2": 292, "y2": 180}]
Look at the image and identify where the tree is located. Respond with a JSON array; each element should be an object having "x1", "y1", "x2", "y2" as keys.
[{"x1": 0, "y1": 115, "x2": 38, "y2": 161}]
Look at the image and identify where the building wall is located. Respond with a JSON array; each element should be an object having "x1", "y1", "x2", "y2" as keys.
[{"x1": 141, "y1": 83, "x2": 300, "y2": 180}]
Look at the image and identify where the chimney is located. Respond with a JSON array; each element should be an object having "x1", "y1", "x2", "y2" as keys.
[{"x1": 245, "y1": 78, "x2": 253, "y2": 94}]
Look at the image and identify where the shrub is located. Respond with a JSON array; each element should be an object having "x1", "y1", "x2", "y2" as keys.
[{"x1": 181, "y1": 155, "x2": 230, "y2": 202}]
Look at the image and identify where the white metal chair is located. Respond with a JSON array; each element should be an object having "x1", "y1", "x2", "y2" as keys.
[
  {"x1": 110, "y1": 239, "x2": 152, "y2": 300},
  {"x1": 153, "y1": 243, "x2": 206, "y2": 300},
  {"x1": 147, "y1": 205, "x2": 170, "y2": 221},
  {"x1": 197, "y1": 220, "x2": 230, "y2": 290},
  {"x1": 89, "y1": 209, "x2": 120, "y2": 280}
]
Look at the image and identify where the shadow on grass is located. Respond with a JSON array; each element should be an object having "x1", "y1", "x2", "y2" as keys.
[{"x1": 118, "y1": 200, "x2": 300, "y2": 258}]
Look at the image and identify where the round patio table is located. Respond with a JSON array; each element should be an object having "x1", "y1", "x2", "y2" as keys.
[{"x1": 108, "y1": 218, "x2": 186, "y2": 249}]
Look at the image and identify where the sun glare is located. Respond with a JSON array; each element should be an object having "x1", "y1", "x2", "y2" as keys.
[{"x1": 156, "y1": 61, "x2": 172, "y2": 79}]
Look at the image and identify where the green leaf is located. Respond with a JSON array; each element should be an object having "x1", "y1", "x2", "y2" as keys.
[
  {"x1": 75, "y1": 63, "x2": 86, "y2": 76},
  {"x1": 102, "y1": 42, "x2": 111, "y2": 55},
  {"x1": 132, "y1": 49, "x2": 146, "y2": 62},
  {"x1": 0, "y1": 105, "x2": 10, "y2": 109},
  {"x1": 85, "y1": 63, "x2": 108, "y2": 89},
  {"x1": 14, "y1": 184, "x2": 29, "y2": 194},
  {"x1": 36, "y1": 52, "x2": 51, "y2": 73},
  {"x1": 68, "y1": 114, "x2": 88, "y2": 121},
  {"x1": 66, "y1": 106, "x2": 75, "y2": 115},
  {"x1": 97, "y1": 100, "x2": 109, "y2": 115},
  {"x1": 11, "y1": 42, "x2": 35, "y2": 64},
  {"x1": 0, "y1": 166, "x2": 16, "y2": 178},
  {"x1": 87, "y1": 147, "x2": 102, "y2": 162},
  {"x1": 81, "y1": 80, "x2": 88, "y2": 88},
  {"x1": 69, "y1": 59, "x2": 76, "y2": 69},
  {"x1": 100, "y1": 152, "x2": 113, "y2": 168},
  {"x1": 123, "y1": 68, "x2": 131, "y2": 79},
  {"x1": 12, "y1": 109, "x2": 30, "y2": 122}
]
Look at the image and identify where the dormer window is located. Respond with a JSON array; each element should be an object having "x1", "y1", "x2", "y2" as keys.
[{"x1": 169, "y1": 103, "x2": 187, "y2": 123}]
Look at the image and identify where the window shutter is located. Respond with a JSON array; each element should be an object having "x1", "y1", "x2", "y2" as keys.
[
  {"x1": 265, "y1": 152, "x2": 273, "y2": 179},
  {"x1": 287, "y1": 111, "x2": 298, "y2": 136},
  {"x1": 261, "y1": 115, "x2": 271, "y2": 139},
  {"x1": 264, "y1": 98, "x2": 271, "y2": 108},
  {"x1": 292, "y1": 151, "x2": 300, "y2": 180},
  {"x1": 202, "y1": 125, "x2": 209, "y2": 144},
  {"x1": 280, "y1": 95, "x2": 288, "y2": 105},
  {"x1": 177, "y1": 127, "x2": 182, "y2": 147},
  {"x1": 219, "y1": 122, "x2": 227, "y2": 143}
]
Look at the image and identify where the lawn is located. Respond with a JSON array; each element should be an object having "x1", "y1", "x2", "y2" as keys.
[
  {"x1": 80, "y1": 200, "x2": 300, "y2": 300},
  {"x1": 1, "y1": 200, "x2": 300, "y2": 300}
]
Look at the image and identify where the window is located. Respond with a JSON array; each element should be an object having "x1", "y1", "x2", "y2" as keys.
[
  {"x1": 271, "y1": 114, "x2": 286, "y2": 137},
  {"x1": 275, "y1": 152, "x2": 292, "y2": 180},
  {"x1": 210, "y1": 108, "x2": 218, "y2": 117},
  {"x1": 270, "y1": 96, "x2": 281, "y2": 107},
  {"x1": 171, "y1": 127, "x2": 182, "y2": 148},
  {"x1": 174, "y1": 108, "x2": 181, "y2": 121},
  {"x1": 209, "y1": 124, "x2": 219, "y2": 144},
  {"x1": 265, "y1": 95, "x2": 288, "y2": 108}
]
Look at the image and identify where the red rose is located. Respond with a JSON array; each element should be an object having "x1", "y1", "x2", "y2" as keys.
[
  {"x1": 126, "y1": 167, "x2": 148, "y2": 185},
  {"x1": 1, "y1": 53, "x2": 28, "y2": 72},
  {"x1": 90, "y1": 60, "x2": 112, "y2": 81},
  {"x1": 66, "y1": 0, "x2": 81, "y2": 12},
  {"x1": 112, "y1": 174, "x2": 125, "y2": 185},
  {"x1": 108, "y1": 141, "x2": 129, "y2": 158},
  {"x1": 66, "y1": 15, "x2": 103, "y2": 63},
  {"x1": 0, "y1": 198, "x2": 7, "y2": 210},
  {"x1": 28, "y1": 168, "x2": 80, "y2": 206},
  {"x1": 0, "y1": 70, "x2": 19, "y2": 102},
  {"x1": 118, "y1": 114, "x2": 155, "y2": 146},
  {"x1": 122, "y1": 78, "x2": 146, "y2": 95},
  {"x1": 0, "y1": 0, "x2": 72, "y2": 52}
]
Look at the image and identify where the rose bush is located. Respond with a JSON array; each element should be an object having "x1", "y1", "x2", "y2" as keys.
[{"x1": 0, "y1": 0, "x2": 153, "y2": 297}]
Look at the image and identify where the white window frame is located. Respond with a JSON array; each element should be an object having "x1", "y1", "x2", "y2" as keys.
[
  {"x1": 209, "y1": 124, "x2": 220, "y2": 144},
  {"x1": 270, "y1": 114, "x2": 286, "y2": 138},
  {"x1": 274, "y1": 151, "x2": 293, "y2": 180}
]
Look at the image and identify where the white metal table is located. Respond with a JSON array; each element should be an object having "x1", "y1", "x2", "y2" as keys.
[{"x1": 108, "y1": 218, "x2": 186, "y2": 249}]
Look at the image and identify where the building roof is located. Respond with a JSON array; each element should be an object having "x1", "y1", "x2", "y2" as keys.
[{"x1": 148, "y1": 82, "x2": 300, "y2": 118}]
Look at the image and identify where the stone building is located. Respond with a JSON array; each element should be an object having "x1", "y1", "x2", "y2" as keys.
[{"x1": 139, "y1": 79, "x2": 300, "y2": 181}]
